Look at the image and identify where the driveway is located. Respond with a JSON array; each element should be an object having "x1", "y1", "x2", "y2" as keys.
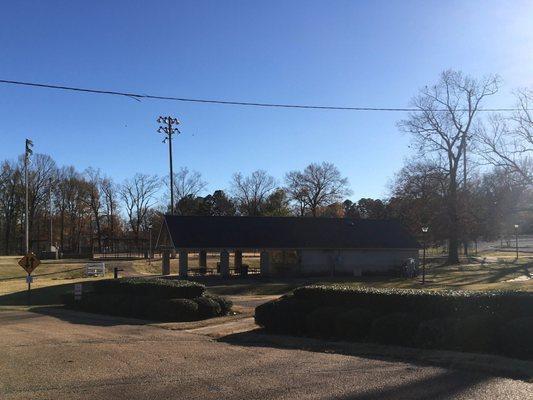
[{"x1": 0, "y1": 307, "x2": 531, "y2": 400}]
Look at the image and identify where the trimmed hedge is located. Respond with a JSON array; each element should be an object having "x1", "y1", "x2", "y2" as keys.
[
  {"x1": 306, "y1": 307, "x2": 345, "y2": 338},
  {"x1": 454, "y1": 314, "x2": 502, "y2": 353},
  {"x1": 370, "y1": 313, "x2": 419, "y2": 346},
  {"x1": 161, "y1": 299, "x2": 199, "y2": 321},
  {"x1": 66, "y1": 293, "x2": 230, "y2": 322},
  {"x1": 501, "y1": 317, "x2": 533, "y2": 359},
  {"x1": 204, "y1": 294, "x2": 233, "y2": 315},
  {"x1": 64, "y1": 278, "x2": 231, "y2": 322},
  {"x1": 415, "y1": 318, "x2": 457, "y2": 350},
  {"x1": 255, "y1": 285, "x2": 533, "y2": 359},
  {"x1": 255, "y1": 295, "x2": 317, "y2": 334},
  {"x1": 293, "y1": 285, "x2": 533, "y2": 320},
  {"x1": 194, "y1": 296, "x2": 222, "y2": 318},
  {"x1": 335, "y1": 308, "x2": 375, "y2": 341},
  {"x1": 92, "y1": 277, "x2": 205, "y2": 299}
]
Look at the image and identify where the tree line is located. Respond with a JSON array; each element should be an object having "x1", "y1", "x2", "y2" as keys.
[{"x1": 1, "y1": 70, "x2": 532, "y2": 263}]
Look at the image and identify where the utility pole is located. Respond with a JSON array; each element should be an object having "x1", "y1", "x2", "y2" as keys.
[
  {"x1": 49, "y1": 177, "x2": 53, "y2": 251},
  {"x1": 24, "y1": 139, "x2": 33, "y2": 255},
  {"x1": 157, "y1": 116, "x2": 180, "y2": 215}
]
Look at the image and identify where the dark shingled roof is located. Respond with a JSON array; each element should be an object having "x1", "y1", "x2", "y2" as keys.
[{"x1": 163, "y1": 216, "x2": 420, "y2": 250}]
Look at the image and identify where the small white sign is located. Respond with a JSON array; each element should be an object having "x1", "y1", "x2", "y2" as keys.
[{"x1": 85, "y1": 262, "x2": 106, "y2": 277}]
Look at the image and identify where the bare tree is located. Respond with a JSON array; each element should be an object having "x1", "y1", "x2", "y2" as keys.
[
  {"x1": 389, "y1": 161, "x2": 449, "y2": 241},
  {"x1": 25, "y1": 154, "x2": 57, "y2": 250},
  {"x1": 231, "y1": 170, "x2": 276, "y2": 216},
  {"x1": 0, "y1": 161, "x2": 23, "y2": 254},
  {"x1": 100, "y1": 176, "x2": 119, "y2": 240},
  {"x1": 285, "y1": 162, "x2": 351, "y2": 217},
  {"x1": 120, "y1": 174, "x2": 160, "y2": 241},
  {"x1": 165, "y1": 167, "x2": 207, "y2": 211},
  {"x1": 83, "y1": 168, "x2": 103, "y2": 251},
  {"x1": 54, "y1": 166, "x2": 80, "y2": 252},
  {"x1": 285, "y1": 171, "x2": 309, "y2": 216},
  {"x1": 478, "y1": 89, "x2": 533, "y2": 185},
  {"x1": 398, "y1": 70, "x2": 499, "y2": 264}
]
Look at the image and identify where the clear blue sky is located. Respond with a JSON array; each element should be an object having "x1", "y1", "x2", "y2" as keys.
[{"x1": 1, "y1": 1, "x2": 532, "y2": 200}]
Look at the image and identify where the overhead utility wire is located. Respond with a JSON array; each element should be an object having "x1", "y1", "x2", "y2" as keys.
[{"x1": 0, "y1": 79, "x2": 527, "y2": 112}]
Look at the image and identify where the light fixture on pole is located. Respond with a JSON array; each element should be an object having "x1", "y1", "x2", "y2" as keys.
[
  {"x1": 421, "y1": 226, "x2": 429, "y2": 284},
  {"x1": 514, "y1": 224, "x2": 519, "y2": 260},
  {"x1": 157, "y1": 116, "x2": 180, "y2": 215}
]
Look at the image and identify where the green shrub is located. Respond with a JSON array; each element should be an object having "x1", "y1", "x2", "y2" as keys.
[
  {"x1": 306, "y1": 307, "x2": 345, "y2": 338},
  {"x1": 93, "y1": 277, "x2": 205, "y2": 299},
  {"x1": 370, "y1": 313, "x2": 419, "y2": 346},
  {"x1": 255, "y1": 296, "x2": 316, "y2": 334},
  {"x1": 159, "y1": 299, "x2": 199, "y2": 322},
  {"x1": 453, "y1": 314, "x2": 501, "y2": 353},
  {"x1": 293, "y1": 285, "x2": 533, "y2": 321},
  {"x1": 335, "y1": 308, "x2": 375, "y2": 341},
  {"x1": 76, "y1": 294, "x2": 139, "y2": 318},
  {"x1": 255, "y1": 285, "x2": 533, "y2": 358},
  {"x1": 194, "y1": 296, "x2": 222, "y2": 318},
  {"x1": 205, "y1": 294, "x2": 233, "y2": 315},
  {"x1": 500, "y1": 317, "x2": 533, "y2": 359},
  {"x1": 415, "y1": 318, "x2": 457, "y2": 350},
  {"x1": 66, "y1": 291, "x2": 231, "y2": 322}
]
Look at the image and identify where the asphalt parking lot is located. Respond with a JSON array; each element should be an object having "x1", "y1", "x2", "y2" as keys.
[{"x1": 1, "y1": 307, "x2": 531, "y2": 400}]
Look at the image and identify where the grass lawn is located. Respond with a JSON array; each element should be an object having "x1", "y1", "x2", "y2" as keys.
[{"x1": 0, "y1": 251, "x2": 531, "y2": 307}]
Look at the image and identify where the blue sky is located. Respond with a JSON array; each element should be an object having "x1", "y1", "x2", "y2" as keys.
[{"x1": 1, "y1": 0, "x2": 532, "y2": 200}]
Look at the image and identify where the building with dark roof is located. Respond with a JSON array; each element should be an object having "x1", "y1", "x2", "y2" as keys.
[{"x1": 157, "y1": 216, "x2": 420, "y2": 277}]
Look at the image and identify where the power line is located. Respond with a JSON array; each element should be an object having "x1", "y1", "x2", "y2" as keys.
[{"x1": 0, "y1": 78, "x2": 527, "y2": 112}]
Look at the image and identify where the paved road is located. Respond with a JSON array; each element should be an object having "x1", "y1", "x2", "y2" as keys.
[{"x1": 0, "y1": 308, "x2": 531, "y2": 400}]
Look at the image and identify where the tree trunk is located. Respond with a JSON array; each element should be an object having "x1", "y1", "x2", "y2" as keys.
[{"x1": 95, "y1": 218, "x2": 102, "y2": 253}]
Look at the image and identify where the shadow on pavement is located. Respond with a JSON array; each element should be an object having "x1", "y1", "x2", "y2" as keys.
[
  {"x1": 0, "y1": 282, "x2": 76, "y2": 306},
  {"x1": 337, "y1": 370, "x2": 488, "y2": 400},
  {"x1": 27, "y1": 306, "x2": 150, "y2": 327},
  {"x1": 219, "y1": 329, "x2": 533, "y2": 382}
]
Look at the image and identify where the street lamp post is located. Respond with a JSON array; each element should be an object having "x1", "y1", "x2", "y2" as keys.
[
  {"x1": 421, "y1": 227, "x2": 429, "y2": 284},
  {"x1": 514, "y1": 224, "x2": 519, "y2": 260},
  {"x1": 148, "y1": 224, "x2": 153, "y2": 265}
]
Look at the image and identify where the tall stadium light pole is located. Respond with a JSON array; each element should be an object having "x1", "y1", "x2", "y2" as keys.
[
  {"x1": 49, "y1": 177, "x2": 53, "y2": 251},
  {"x1": 421, "y1": 226, "x2": 429, "y2": 284},
  {"x1": 157, "y1": 116, "x2": 180, "y2": 215},
  {"x1": 24, "y1": 139, "x2": 33, "y2": 255}
]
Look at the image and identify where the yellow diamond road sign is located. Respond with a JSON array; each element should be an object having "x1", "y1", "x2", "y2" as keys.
[{"x1": 18, "y1": 253, "x2": 40, "y2": 275}]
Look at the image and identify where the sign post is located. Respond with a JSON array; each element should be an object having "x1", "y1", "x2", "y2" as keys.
[
  {"x1": 18, "y1": 253, "x2": 40, "y2": 306},
  {"x1": 74, "y1": 283, "x2": 82, "y2": 301}
]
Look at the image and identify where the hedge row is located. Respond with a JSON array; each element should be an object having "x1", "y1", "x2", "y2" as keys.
[
  {"x1": 255, "y1": 287, "x2": 533, "y2": 360},
  {"x1": 293, "y1": 285, "x2": 533, "y2": 320},
  {"x1": 92, "y1": 277, "x2": 205, "y2": 299},
  {"x1": 64, "y1": 277, "x2": 232, "y2": 322},
  {"x1": 65, "y1": 293, "x2": 232, "y2": 322}
]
